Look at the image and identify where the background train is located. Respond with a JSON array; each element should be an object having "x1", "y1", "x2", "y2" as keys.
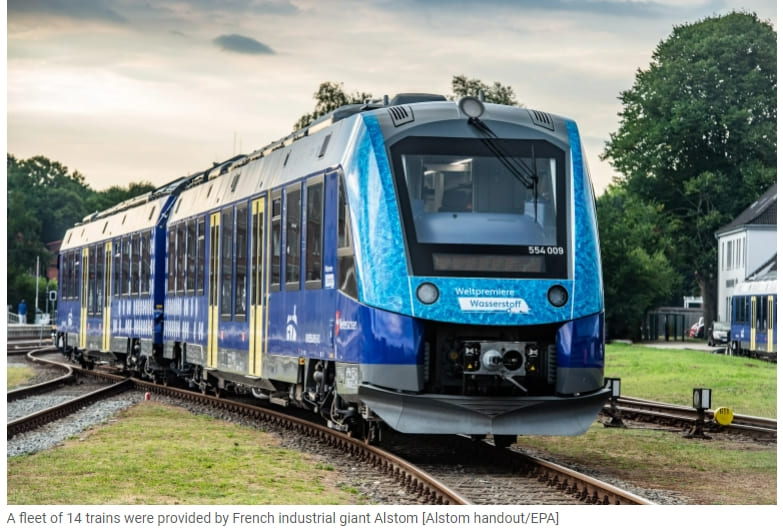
[
  {"x1": 56, "y1": 93, "x2": 609, "y2": 445},
  {"x1": 729, "y1": 277, "x2": 777, "y2": 361}
]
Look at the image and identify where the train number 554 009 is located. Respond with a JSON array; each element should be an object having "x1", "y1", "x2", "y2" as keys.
[{"x1": 528, "y1": 246, "x2": 564, "y2": 255}]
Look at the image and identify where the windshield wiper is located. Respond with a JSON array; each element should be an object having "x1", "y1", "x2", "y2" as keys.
[{"x1": 468, "y1": 116, "x2": 540, "y2": 219}]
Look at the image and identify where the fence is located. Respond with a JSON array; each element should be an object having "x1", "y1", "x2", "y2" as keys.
[{"x1": 643, "y1": 308, "x2": 703, "y2": 341}]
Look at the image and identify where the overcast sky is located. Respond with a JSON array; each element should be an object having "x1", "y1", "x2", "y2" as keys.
[{"x1": 5, "y1": 0, "x2": 777, "y2": 196}]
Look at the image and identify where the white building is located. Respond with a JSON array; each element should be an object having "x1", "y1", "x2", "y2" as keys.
[{"x1": 714, "y1": 184, "x2": 777, "y2": 322}]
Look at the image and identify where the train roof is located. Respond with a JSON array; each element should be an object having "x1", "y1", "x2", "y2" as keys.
[
  {"x1": 60, "y1": 194, "x2": 173, "y2": 251},
  {"x1": 165, "y1": 94, "x2": 575, "y2": 222},
  {"x1": 69, "y1": 93, "x2": 575, "y2": 230},
  {"x1": 733, "y1": 254, "x2": 777, "y2": 296}
]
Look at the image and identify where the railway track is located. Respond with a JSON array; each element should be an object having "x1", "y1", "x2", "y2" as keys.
[
  {"x1": 604, "y1": 396, "x2": 777, "y2": 440},
  {"x1": 11, "y1": 347, "x2": 650, "y2": 505}
]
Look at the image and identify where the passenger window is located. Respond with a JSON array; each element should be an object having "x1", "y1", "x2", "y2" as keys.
[
  {"x1": 95, "y1": 245, "x2": 104, "y2": 316},
  {"x1": 167, "y1": 229, "x2": 176, "y2": 295},
  {"x1": 176, "y1": 223, "x2": 185, "y2": 295},
  {"x1": 305, "y1": 178, "x2": 324, "y2": 289},
  {"x1": 235, "y1": 202, "x2": 248, "y2": 320},
  {"x1": 141, "y1": 231, "x2": 151, "y2": 294},
  {"x1": 123, "y1": 237, "x2": 132, "y2": 296},
  {"x1": 186, "y1": 220, "x2": 196, "y2": 295},
  {"x1": 196, "y1": 217, "x2": 205, "y2": 295},
  {"x1": 270, "y1": 193, "x2": 282, "y2": 291},
  {"x1": 87, "y1": 245, "x2": 97, "y2": 316},
  {"x1": 337, "y1": 175, "x2": 357, "y2": 298},
  {"x1": 113, "y1": 243, "x2": 121, "y2": 298},
  {"x1": 286, "y1": 184, "x2": 302, "y2": 291},
  {"x1": 220, "y1": 206, "x2": 234, "y2": 318}
]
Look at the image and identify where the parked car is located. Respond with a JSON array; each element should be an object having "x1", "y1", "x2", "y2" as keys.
[
  {"x1": 689, "y1": 317, "x2": 705, "y2": 338},
  {"x1": 707, "y1": 321, "x2": 730, "y2": 346}
]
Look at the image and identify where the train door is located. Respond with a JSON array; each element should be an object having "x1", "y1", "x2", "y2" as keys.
[
  {"x1": 207, "y1": 212, "x2": 220, "y2": 368},
  {"x1": 79, "y1": 247, "x2": 89, "y2": 348},
  {"x1": 249, "y1": 198, "x2": 266, "y2": 376},
  {"x1": 102, "y1": 241, "x2": 112, "y2": 351},
  {"x1": 767, "y1": 295, "x2": 774, "y2": 353},
  {"x1": 750, "y1": 296, "x2": 757, "y2": 352}
]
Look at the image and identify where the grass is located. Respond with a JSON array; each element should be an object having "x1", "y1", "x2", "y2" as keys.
[
  {"x1": 6, "y1": 344, "x2": 777, "y2": 505},
  {"x1": 521, "y1": 423, "x2": 776, "y2": 504},
  {"x1": 604, "y1": 343, "x2": 776, "y2": 417},
  {"x1": 7, "y1": 402, "x2": 364, "y2": 505},
  {"x1": 7, "y1": 366, "x2": 36, "y2": 390},
  {"x1": 519, "y1": 343, "x2": 778, "y2": 505}
]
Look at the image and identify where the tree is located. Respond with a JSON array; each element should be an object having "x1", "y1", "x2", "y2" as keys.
[
  {"x1": 86, "y1": 181, "x2": 156, "y2": 213},
  {"x1": 597, "y1": 186, "x2": 680, "y2": 339},
  {"x1": 450, "y1": 75, "x2": 519, "y2": 105},
  {"x1": 293, "y1": 75, "x2": 522, "y2": 130},
  {"x1": 293, "y1": 81, "x2": 372, "y2": 130},
  {"x1": 601, "y1": 12, "x2": 776, "y2": 330},
  {"x1": 6, "y1": 154, "x2": 156, "y2": 311}
]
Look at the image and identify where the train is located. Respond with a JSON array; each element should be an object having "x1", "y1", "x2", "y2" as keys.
[
  {"x1": 55, "y1": 93, "x2": 609, "y2": 445},
  {"x1": 728, "y1": 277, "x2": 777, "y2": 361}
]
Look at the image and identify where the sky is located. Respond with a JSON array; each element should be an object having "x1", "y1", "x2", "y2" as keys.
[{"x1": 5, "y1": 0, "x2": 778, "y2": 196}]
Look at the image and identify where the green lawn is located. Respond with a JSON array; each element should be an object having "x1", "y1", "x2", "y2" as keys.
[
  {"x1": 604, "y1": 343, "x2": 776, "y2": 417},
  {"x1": 516, "y1": 343, "x2": 778, "y2": 504},
  {"x1": 7, "y1": 402, "x2": 364, "y2": 505},
  {"x1": 7, "y1": 343, "x2": 776, "y2": 505}
]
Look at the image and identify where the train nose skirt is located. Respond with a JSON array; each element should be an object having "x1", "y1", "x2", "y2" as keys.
[{"x1": 358, "y1": 385, "x2": 610, "y2": 436}]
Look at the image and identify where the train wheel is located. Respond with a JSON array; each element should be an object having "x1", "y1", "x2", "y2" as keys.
[{"x1": 363, "y1": 421, "x2": 383, "y2": 445}]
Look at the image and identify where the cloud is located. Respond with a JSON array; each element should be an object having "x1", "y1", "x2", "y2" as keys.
[
  {"x1": 404, "y1": 0, "x2": 727, "y2": 18},
  {"x1": 7, "y1": 0, "x2": 126, "y2": 23},
  {"x1": 213, "y1": 34, "x2": 276, "y2": 55}
]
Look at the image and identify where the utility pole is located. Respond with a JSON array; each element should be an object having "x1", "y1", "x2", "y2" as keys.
[{"x1": 35, "y1": 256, "x2": 40, "y2": 323}]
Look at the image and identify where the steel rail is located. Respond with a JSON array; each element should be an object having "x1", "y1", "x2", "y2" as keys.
[
  {"x1": 605, "y1": 396, "x2": 776, "y2": 438},
  {"x1": 7, "y1": 379, "x2": 133, "y2": 439}
]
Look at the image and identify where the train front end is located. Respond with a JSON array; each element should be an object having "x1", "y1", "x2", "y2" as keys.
[{"x1": 335, "y1": 96, "x2": 608, "y2": 438}]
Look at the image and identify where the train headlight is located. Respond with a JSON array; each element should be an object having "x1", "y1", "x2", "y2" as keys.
[
  {"x1": 416, "y1": 282, "x2": 439, "y2": 305},
  {"x1": 547, "y1": 285, "x2": 568, "y2": 307},
  {"x1": 458, "y1": 96, "x2": 485, "y2": 119}
]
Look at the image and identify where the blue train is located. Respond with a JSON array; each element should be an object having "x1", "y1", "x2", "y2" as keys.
[
  {"x1": 729, "y1": 278, "x2": 777, "y2": 361},
  {"x1": 56, "y1": 94, "x2": 608, "y2": 444}
]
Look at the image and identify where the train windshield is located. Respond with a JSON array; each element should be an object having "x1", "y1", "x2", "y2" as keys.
[{"x1": 391, "y1": 136, "x2": 567, "y2": 278}]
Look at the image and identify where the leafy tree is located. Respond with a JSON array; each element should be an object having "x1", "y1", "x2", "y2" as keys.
[
  {"x1": 7, "y1": 155, "x2": 93, "y2": 311},
  {"x1": 14, "y1": 155, "x2": 92, "y2": 244},
  {"x1": 601, "y1": 12, "x2": 776, "y2": 329},
  {"x1": 6, "y1": 154, "x2": 157, "y2": 312},
  {"x1": 86, "y1": 181, "x2": 156, "y2": 213},
  {"x1": 293, "y1": 75, "x2": 521, "y2": 130},
  {"x1": 293, "y1": 81, "x2": 372, "y2": 130},
  {"x1": 450, "y1": 75, "x2": 519, "y2": 105},
  {"x1": 597, "y1": 185, "x2": 680, "y2": 339},
  {"x1": 7, "y1": 155, "x2": 43, "y2": 277}
]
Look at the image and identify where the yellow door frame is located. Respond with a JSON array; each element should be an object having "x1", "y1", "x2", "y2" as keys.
[
  {"x1": 767, "y1": 295, "x2": 774, "y2": 353},
  {"x1": 249, "y1": 198, "x2": 266, "y2": 377},
  {"x1": 102, "y1": 241, "x2": 112, "y2": 351},
  {"x1": 79, "y1": 247, "x2": 89, "y2": 349},
  {"x1": 750, "y1": 296, "x2": 757, "y2": 352},
  {"x1": 207, "y1": 212, "x2": 221, "y2": 368}
]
